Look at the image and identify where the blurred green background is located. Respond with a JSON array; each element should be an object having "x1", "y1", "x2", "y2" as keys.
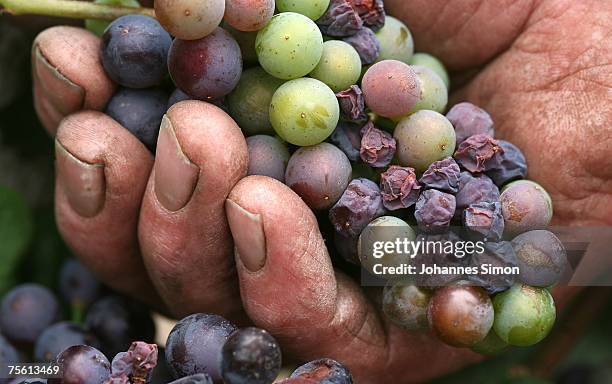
[{"x1": 0, "y1": 17, "x2": 610, "y2": 384}]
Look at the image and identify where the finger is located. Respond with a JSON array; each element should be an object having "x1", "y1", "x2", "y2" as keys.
[
  {"x1": 33, "y1": 26, "x2": 115, "y2": 135},
  {"x1": 55, "y1": 111, "x2": 161, "y2": 306},
  {"x1": 226, "y1": 176, "x2": 480, "y2": 383},
  {"x1": 138, "y1": 101, "x2": 248, "y2": 319},
  {"x1": 385, "y1": 0, "x2": 535, "y2": 70}
]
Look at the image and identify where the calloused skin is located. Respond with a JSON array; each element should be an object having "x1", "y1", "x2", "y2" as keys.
[{"x1": 31, "y1": 0, "x2": 610, "y2": 382}]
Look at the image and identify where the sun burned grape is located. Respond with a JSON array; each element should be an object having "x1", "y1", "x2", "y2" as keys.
[
  {"x1": 485, "y1": 140, "x2": 528, "y2": 187},
  {"x1": 329, "y1": 178, "x2": 386, "y2": 238},
  {"x1": 418, "y1": 157, "x2": 460, "y2": 193},
  {"x1": 336, "y1": 85, "x2": 368, "y2": 123},
  {"x1": 316, "y1": 0, "x2": 362, "y2": 37},
  {"x1": 427, "y1": 285, "x2": 494, "y2": 347},
  {"x1": 455, "y1": 172, "x2": 500, "y2": 218},
  {"x1": 379, "y1": 165, "x2": 421, "y2": 210},
  {"x1": 500, "y1": 180, "x2": 553, "y2": 237},
  {"x1": 463, "y1": 201, "x2": 504, "y2": 241},
  {"x1": 467, "y1": 241, "x2": 518, "y2": 294},
  {"x1": 446, "y1": 102, "x2": 495, "y2": 146},
  {"x1": 454, "y1": 134, "x2": 505, "y2": 173},
  {"x1": 511, "y1": 230, "x2": 567, "y2": 287},
  {"x1": 330, "y1": 122, "x2": 362, "y2": 162},
  {"x1": 414, "y1": 190, "x2": 456, "y2": 234},
  {"x1": 359, "y1": 121, "x2": 396, "y2": 167},
  {"x1": 342, "y1": 27, "x2": 380, "y2": 65},
  {"x1": 291, "y1": 358, "x2": 353, "y2": 384},
  {"x1": 285, "y1": 143, "x2": 352, "y2": 210}
]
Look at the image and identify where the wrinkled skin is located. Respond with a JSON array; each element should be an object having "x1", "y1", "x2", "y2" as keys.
[{"x1": 31, "y1": 0, "x2": 610, "y2": 382}]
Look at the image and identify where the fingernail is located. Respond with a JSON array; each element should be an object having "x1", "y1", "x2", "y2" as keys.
[
  {"x1": 34, "y1": 47, "x2": 84, "y2": 115},
  {"x1": 225, "y1": 199, "x2": 267, "y2": 272},
  {"x1": 154, "y1": 116, "x2": 199, "y2": 211},
  {"x1": 55, "y1": 140, "x2": 105, "y2": 218}
]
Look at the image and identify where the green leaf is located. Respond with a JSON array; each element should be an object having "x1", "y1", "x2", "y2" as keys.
[{"x1": 0, "y1": 186, "x2": 33, "y2": 294}]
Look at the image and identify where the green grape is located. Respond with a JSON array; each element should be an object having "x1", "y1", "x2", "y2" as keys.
[
  {"x1": 256, "y1": 13, "x2": 324, "y2": 80},
  {"x1": 276, "y1": 0, "x2": 330, "y2": 20},
  {"x1": 393, "y1": 110, "x2": 456, "y2": 172},
  {"x1": 224, "y1": 24, "x2": 259, "y2": 65},
  {"x1": 375, "y1": 16, "x2": 414, "y2": 64},
  {"x1": 358, "y1": 216, "x2": 416, "y2": 279},
  {"x1": 471, "y1": 330, "x2": 509, "y2": 355},
  {"x1": 227, "y1": 67, "x2": 285, "y2": 135},
  {"x1": 410, "y1": 52, "x2": 450, "y2": 88},
  {"x1": 493, "y1": 284, "x2": 556, "y2": 347},
  {"x1": 269, "y1": 78, "x2": 339, "y2": 146},
  {"x1": 309, "y1": 40, "x2": 362, "y2": 92},
  {"x1": 85, "y1": 0, "x2": 140, "y2": 37}
]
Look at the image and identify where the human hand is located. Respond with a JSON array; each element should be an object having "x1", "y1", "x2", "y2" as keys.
[{"x1": 32, "y1": 0, "x2": 610, "y2": 382}]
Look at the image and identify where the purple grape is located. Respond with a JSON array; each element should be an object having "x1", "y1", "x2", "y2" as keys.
[
  {"x1": 221, "y1": 327, "x2": 281, "y2": 384},
  {"x1": 351, "y1": 0, "x2": 386, "y2": 31},
  {"x1": 109, "y1": 342, "x2": 158, "y2": 383},
  {"x1": 168, "y1": 28, "x2": 242, "y2": 100},
  {"x1": 446, "y1": 102, "x2": 495, "y2": 146},
  {"x1": 0, "y1": 334, "x2": 19, "y2": 369},
  {"x1": 84, "y1": 296, "x2": 155, "y2": 359},
  {"x1": 485, "y1": 140, "x2": 528, "y2": 186},
  {"x1": 359, "y1": 121, "x2": 396, "y2": 167},
  {"x1": 455, "y1": 172, "x2": 500, "y2": 218},
  {"x1": 34, "y1": 322, "x2": 99, "y2": 362},
  {"x1": 336, "y1": 85, "x2": 368, "y2": 123},
  {"x1": 468, "y1": 242, "x2": 518, "y2": 294},
  {"x1": 55, "y1": 345, "x2": 111, "y2": 384},
  {"x1": 454, "y1": 134, "x2": 504, "y2": 173},
  {"x1": 246, "y1": 135, "x2": 290, "y2": 182},
  {"x1": 168, "y1": 375, "x2": 214, "y2": 384},
  {"x1": 500, "y1": 180, "x2": 553, "y2": 237},
  {"x1": 0, "y1": 284, "x2": 59, "y2": 344},
  {"x1": 329, "y1": 178, "x2": 386, "y2": 238},
  {"x1": 413, "y1": 232, "x2": 469, "y2": 287},
  {"x1": 291, "y1": 358, "x2": 353, "y2": 384},
  {"x1": 165, "y1": 314, "x2": 237, "y2": 381},
  {"x1": 414, "y1": 190, "x2": 455, "y2": 233},
  {"x1": 330, "y1": 122, "x2": 362, "y2": 162},
  {"x1": 100, "y1": 15, "x2": 171, "y2": 89},
  {"x1": 379, "y1": 165, "x2": 421, "y2": 210},
  {"x1": 418, "y1": 157, "x2": 460, "y2": 193},
  {"x1": 105, "y1": 87, "x2": 168, "y2": 152},
  {"x1": 361, "y1": 60, "x2": 420, "y2": 118},
  {"x1": 511, "y1": 230, "x2": 567, "y2": 287},
  {"x1": 59, "y1": 259, "x2": 101, "y2": 311},
  {"x1": 285, "y1": 143, "x2": 352, "y2": 210},
  {"x1": 342, "y1": 27, "x2": 380, "y2": 65},
  {"x1": 463, "y1": 201, "x2": 504, "y2": 241},
  {"x1": 316, "y1": 0, "x2": 363, "y2": 37}
]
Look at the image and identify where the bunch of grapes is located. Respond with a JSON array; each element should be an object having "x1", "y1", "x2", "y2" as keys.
[{"x1": 15, "y1": 0, "x2": 571, "y2": 380}]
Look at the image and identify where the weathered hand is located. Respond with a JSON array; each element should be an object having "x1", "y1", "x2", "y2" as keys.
[{"x1": 32, "y1": 0, "x2": 610, "y2": 382}]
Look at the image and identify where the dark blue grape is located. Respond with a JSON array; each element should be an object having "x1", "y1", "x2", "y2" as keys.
[
  {"x1": 59, "y1": 259, "x2": 101, "y2": 311},
  {"x1": 84, "y1": 296, "x2": 155, "y2": 359},
  {"x1": 463, "y1": 201, "x2": 504, "y2": 241},
  {"x1": 317, "y1": 0, "x2": 363, "y2": 37},
  {"x1": 109, "y1": 342, "x2": 158, "y2": 383},
  {"x1": 335, "y1": 86, "x2": 368, "y2": 123},
  {"x1": 329, "y1": 178, "x2": 386, "y2": 238},
  {"x1": 291, "y1": 358, "x2": 353, "y2": 384},
  {"x1": 379, "y1": 165, "x2": 421, "y2": 210},
  {"x1": 165, "y1": 314, "x2": 236, "y2": 382},
  {"x1": 105, "y1": 87, "x2": 168, "y2": 152},
  {"x1": 446, "y1": 102, "x2": 495, "y2": 146},
  {"x1": 221, "y1": 327, "x2": 281, "y2": 384},
  {"x1": 0, "y1": 284, "x2": 59, "y2": 344},
  {"x1": 333, "y1": 231, "x2": 360, "y2": 265},
  {"x1": 485, "y1": 140, "x2": 528, "y2": 187},
  {"x1": 100, "y1": 15, "x2": 171, "y2": 88},
  {"x1": 34, "y1": 322, "x2": 99, "y2": 362},
  {"x1": 511, "y1": 230, "x2": 567, "y2": 287},
  {"x1": 342, "y1": 28, "x2": 380, "y2": 65},
  {"x1": 468, "y1": 241, "x2": 518, "y2": 294},
  {"x1": 455, "y1": 172, "x2": 500, "y2": 218},
  {"x1": 360, "y1": 121, "x2": 396, "y2": 167},
  {"x1": 55, "y1": 345, "x2": 110, "y2": 384},
  {"x1": 413, "y1": 231, "x2": 468, "y2": 287},
  {"x1": 168, "y1": 375, "x2": 214, "y2": 384},
  {"x1": 454, "y1": 134, "x2": 504, "y2": 173},
  {"x1": 330, "y1": 122, "x2": 362, "y2": 162},
  {"x1": 0, "y1": 334, "x2": 20, "y2": 372},
  {"x1": 414, "y1": 190, "x2": 455, "y2": 234},
  {"x1": 419, "y1": 157, "x2": 460, "y2": 193},
  {"x1": 150, "y1": 347, "x2": 174, "y2": 384}
]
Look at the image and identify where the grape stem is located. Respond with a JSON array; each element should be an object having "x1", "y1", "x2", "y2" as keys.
[{"x1": 0, "y1": 0, "x2": 155, "y2": 20}]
